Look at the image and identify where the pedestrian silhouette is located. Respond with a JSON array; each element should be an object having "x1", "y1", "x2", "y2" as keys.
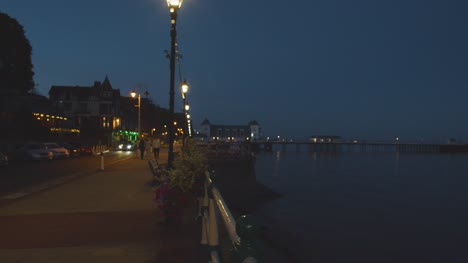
[
  {"x1": 139, "y1": 139, "x2": 145, "y2": 160},
  {"x1": 152, "y1": 137, "x2": 161, "y2": 159}
]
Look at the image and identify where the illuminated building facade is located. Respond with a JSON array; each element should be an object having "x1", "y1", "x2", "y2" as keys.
[
  {"x1": 200, "y1": 119, "x2": 262, "y2": 142},
  {"x1": 48, "y1": 76, "x2": 121, "y2": 141}
]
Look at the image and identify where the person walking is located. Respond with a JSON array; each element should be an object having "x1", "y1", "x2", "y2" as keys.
[
  {"x1": 152, "y1": 136, "x2": 161, "y2": 160},
  {"x1": 138, "y1": 138, "x2": 145, "y2": 160},
  {"x1": 145, "y1": 139, "x2": 152, "y2": 160}
]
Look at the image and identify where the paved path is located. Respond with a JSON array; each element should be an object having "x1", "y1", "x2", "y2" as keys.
[{"x1": 0, "y1": 152, "x2": 201, "y2": 263}]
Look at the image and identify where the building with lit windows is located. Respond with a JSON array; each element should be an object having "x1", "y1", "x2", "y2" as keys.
[
  {"x1": 200, "y1": 119, "x2": 262, "y2": 142},
  {"x1": 309, "y1": 135, "x2": 342, "y2": 143},
  {"x1": 48, "y1": 76, "x2": 121, "y2": 141},
  {"x1": 0, "y1": 92, "x2": 73, "y2": 142}
]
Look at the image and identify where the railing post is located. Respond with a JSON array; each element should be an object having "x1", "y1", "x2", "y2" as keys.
[
  {"x1": 200, "y1": 212, "x2": 208, "y2": 243},
  {"x1": 201, "y1": 173, "x2": 221, "y2": 262},
  {"x1": 193, "y1": 173, "x2": 205, "y2": 221},
  {"x1": 208, "y1": 196, "x2": 219, "y2": 247},
  {"x1": 207, "y1": 197, "x2": 220, "y2": 263},
  {"x1": 200, "y1": 181, "x2": 209, "y2": 246},
  {"x1": 233, "y1": 215, "x2": 262, "y2": 263}
]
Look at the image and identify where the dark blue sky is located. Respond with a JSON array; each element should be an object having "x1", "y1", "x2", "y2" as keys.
[{"x1": 3, "y1": 0, "x2": 468, "y2": 142}]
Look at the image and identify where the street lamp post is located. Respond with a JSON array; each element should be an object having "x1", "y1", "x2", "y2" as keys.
[
  {"x1": 130, "y1": 90, "x2": 141, "y2": 138},
  {"x1": 166, "y1": 0, "x2": 184, "y2": 168}
]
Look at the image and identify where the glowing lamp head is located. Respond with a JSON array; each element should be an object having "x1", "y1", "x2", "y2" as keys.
[
  {"x1": 130, "y1": 90, "x2": 136, "y2": 98},
  {"x1": 167, "y1": 0, "x2": 183, "y2": 10},
  {"x1": 185, "y1": 104, "x2": 190, "y2": 111},
  {"x1": 181, "y1": 80, "x2": 189, "y2": 94}
]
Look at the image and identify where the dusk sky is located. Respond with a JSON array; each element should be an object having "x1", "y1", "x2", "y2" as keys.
[{"x1": 2, "y1": 0, "x2": 468, "y2": 142}]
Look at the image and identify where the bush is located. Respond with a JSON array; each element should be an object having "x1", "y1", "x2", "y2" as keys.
[{"x1": 167, "y1": 139, "x2": 207, "y2": 193}]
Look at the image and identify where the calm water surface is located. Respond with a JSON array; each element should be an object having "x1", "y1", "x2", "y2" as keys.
[{"x1": 253, "y1": 149, "x2": 468, "y2": 263}]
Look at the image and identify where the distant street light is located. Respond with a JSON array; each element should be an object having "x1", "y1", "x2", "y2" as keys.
[
  {"x1": 179, "y1": 79, "x2": 190, "y2": 147},
  {"x1": 166, "y1": 0, "x2": 184, "y2": 168},
  {"x1": 181, "y1": 79, "x2": 189, "y2": 99},
  {"x1": 181, "y1": 80, "x2": 189, "y2": 112}
]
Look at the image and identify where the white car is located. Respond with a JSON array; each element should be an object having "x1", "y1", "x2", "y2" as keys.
[{"x1": 44, "y1": 142, "x2": 70, "y2": 159}]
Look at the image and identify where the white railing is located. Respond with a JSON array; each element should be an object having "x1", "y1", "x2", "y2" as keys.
[{"x1": 199, "y1": 171, "x2": 259, "y2": 263}]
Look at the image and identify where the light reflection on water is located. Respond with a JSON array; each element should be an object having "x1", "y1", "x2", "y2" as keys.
[
  {"x1": 273, "y1": 151, "x2": 281, "y2": 177},
  {"x1": 254, "y1": 150, "x2": 468, "y2": 263}
]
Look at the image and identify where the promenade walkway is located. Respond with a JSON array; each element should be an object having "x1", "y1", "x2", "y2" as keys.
[
  {"x1": 0, "y1": 151, "x2": 201, "y2": 262},
  {"x1": 0, "y1": 147, "x2": 292, "y2": 262}
]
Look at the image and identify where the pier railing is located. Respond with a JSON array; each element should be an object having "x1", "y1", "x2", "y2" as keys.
[
  {"x1": 195, "y1": 142, "x2": 253, "y2": 160},
  {"x1": 199, "y1": 170, "x2": 261, "y2": 263}
]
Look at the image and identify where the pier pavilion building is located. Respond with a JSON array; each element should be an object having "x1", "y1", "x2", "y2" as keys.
[{"x1": 200, "y1": 119, "x2": 262, "y2": 142}]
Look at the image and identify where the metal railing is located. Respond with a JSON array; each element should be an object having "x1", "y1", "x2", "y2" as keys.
[
  {"x1": 199, "y1": 171, "x2": 261, "y2": 263},
  {"x1": 92, "y1": 144, "x2": 108, "y2": 155},
  {"x1": 195, "y1": 142, "x2": 253, "y2": 160}
]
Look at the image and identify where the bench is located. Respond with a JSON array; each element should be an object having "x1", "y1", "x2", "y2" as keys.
[{"x1": 148, "y1": 159, "x2": 167, "y2": 186}]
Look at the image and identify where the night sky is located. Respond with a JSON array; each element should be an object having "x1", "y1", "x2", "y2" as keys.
[{"x1": 3, "y1": 0, "x2": 468, "y2": 142}]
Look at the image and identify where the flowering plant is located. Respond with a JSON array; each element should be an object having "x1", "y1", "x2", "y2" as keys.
[
  {"x1": 154, "y1": 139, "x2": 207, "y2": 221},
  {"x1": 167, "y1": 139, "x2": 207, "y2": 193}
]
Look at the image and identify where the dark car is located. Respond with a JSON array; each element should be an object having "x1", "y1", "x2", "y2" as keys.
[
  {"x1": 69, "y1": 142, "x2": 93, "y2": 156},
  {"x1": 60, "y1": 142, "x2": 81, "y2": 157},
  {"x1": 0, "y1": 152, "x2": 8, "y2": 166}
]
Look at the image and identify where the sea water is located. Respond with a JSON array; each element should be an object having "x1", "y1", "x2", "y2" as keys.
[{"x1": 253, "y1": 148, "x2": 468, "y2": 262}]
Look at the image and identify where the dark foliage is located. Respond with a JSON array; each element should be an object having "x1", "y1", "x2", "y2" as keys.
[{"x1": 0, "y1": 12, "x2": 34, "y2": 95}]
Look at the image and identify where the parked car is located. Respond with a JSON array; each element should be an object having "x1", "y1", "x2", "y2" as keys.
[
  {"x1": 69, "y1": 142, "x2": 93, "y2": 156},
  {"x1": 0, "y1": 152, "x2": 8, "y2": 166},
  {"x1": 60, "y1": 142, "x2": 80, "y2": 157},
  {"x1": 44, "y1": 142, "x2": 70, "y2": 159},
  {"x1": 12, "y1": 143, "x2": 53, "y2": 161}
]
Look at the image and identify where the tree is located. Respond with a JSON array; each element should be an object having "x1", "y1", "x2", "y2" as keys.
[{"x1": 0, "y1": 12, "x2": 34, "y2": 95}]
